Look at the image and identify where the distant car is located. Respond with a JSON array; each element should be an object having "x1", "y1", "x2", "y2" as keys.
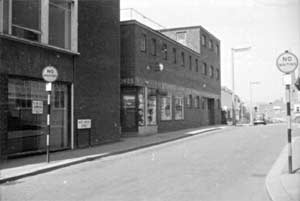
[{"x1": 253, "y1": 113, "x2": 267, "y2": 125}]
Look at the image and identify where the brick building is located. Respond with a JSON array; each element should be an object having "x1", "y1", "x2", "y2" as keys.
[
  {"x1": 120, "y1": 21, "x2": 221, "y2": 135},
  {"x1": 0, "y1": 0, "x2": 120, "y2": 159}
]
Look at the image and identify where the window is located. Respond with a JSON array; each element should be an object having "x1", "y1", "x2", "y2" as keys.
[
  {"x1": 201, "y1": 35, "x2": 206, "y2": 46},
  {"x1": 202, "y1": 97, "x2": 206, "y2": 110},
  {"x1": 161, "y1": 95, "x2": 172, "y2": 120},
  {"x1": 176, "y1": 31, "x2": 187, "y2": 45},
  {"x1": 49, "y1": 0, "x2": 72, "y2": 49},
  {"x1": 181, "y1": 52, "x2": 185, "y2": 67},
  {"x1": 175, "y1": 96, "x2": 184, "y2": 120},
  {"x1": 147, "y1": 88, "x2": 157, "y2": 125},
  {"x1": 151, "y1": 38, "x2": 157, "y2": 56},
  {"x1": 189, "y1": 56, "x2": 192, "y2": 70},
  {"x1": 217, "y1": 99, "x2": 221, "y2": 109},
  {"x1": 162, "y1": 43, "x2": 168, "y2": 60},
  {"x1": 210, "y1": 66, "x2": 214, "y2": 78},
  {"x1": 1, "y1": 0, "x2": 77, "y2": 51},
  {"x1": 173, "y1": 48, "x2": 177, "y2": 63},
  {"x1": 195, "y1": 59, "x2": 199, "y2": 72},
  {"x1": 216, "y1": 69, "x2": 220, "y2": 80},
  {"x1": 195, "y1": 96, "x2": 200, "y2": 108},
  {"x1": 186, "y1": 94, "x2": 192, "y2": 108},
  {"x1": 11, "y1": 0, "x2": 42, "y2": 42},
  {"x1": 215, "y1": 44, "x2": 219, "y2": 55},
  {"x1": 209, "y1": 39, "x2": 213, "y2": 49},
  {"x1": 202, "y1": 62, "x2": 207, "y2": 75},
  {"x1": 140, "y1": 34, "x2": 147, "y2": 52}
]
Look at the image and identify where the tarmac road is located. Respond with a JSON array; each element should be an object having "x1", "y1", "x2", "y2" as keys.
[{"x1": 1, "y1": 124, "x2": 299, "y2": 201}]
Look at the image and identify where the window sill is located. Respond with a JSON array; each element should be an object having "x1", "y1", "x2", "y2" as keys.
[{"x1": 0, "y1": 33, "x2": 80, "y2": 56}]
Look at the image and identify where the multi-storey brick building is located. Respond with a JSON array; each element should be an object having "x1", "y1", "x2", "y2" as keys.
[
  {"x1": 120, "y1": 21, "x2": 221, "y2": 135},
  {"x1": 0, "y1": 0, "x2": 120, "y2": 159}
]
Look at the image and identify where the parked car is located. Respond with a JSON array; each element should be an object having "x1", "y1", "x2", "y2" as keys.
[{"x1": 253, "y1": 113, "x2": 267, "y2": 125}]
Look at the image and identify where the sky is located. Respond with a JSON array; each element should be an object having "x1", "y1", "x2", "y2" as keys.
[{"x1": 120, "y1": 0, "x2": 300, "y2": 104}]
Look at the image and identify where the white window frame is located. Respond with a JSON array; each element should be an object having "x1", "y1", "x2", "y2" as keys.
[{"x1": 0, "y1": 0, "x2": 78, "y2": 52}]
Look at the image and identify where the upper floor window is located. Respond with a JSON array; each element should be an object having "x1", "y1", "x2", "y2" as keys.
[
  {"x1": 162, "y1": 43, "x2": 167, "y2": 60},
  {"x1": 208, "y1": 39, "x2": 213, "y2": 49},
  {"x1": 173, "y1": 48, "x2": 177, "y2": 64},
  {"x1": 201, "y1": 35, "x2": 206, "y2": 46},
  {"x1": 216, "y1": 69, "x2": 220, "y2": 80},
  {"x1": 181, "y1": 52, "x2": 185, "y2": 67},
  {"x1": 176, "y1": 31, "x2": 187, "y2": 45},
  {"x1": 215, "y1": 44, "x2": 219, "y2": 55},
  {"x1": 209, "y1": 65, "x2": 214, "y2": 78},
  {"x1": 151, "y1": 38, "x2": 157, "y2": 56},
  {"x1": 195, "y1": 59, "x2": 199, "y2": 72},
  {"x1": 140, "y1": 34, "x2": 147, "y2": 52},
  {"x1": 202, "y1": 62, "x2": 207, "y2": 75},
  {"x1": 1, "y1": 0, "x2": 77, "y2": 51},
  {"x1": 189, "y1": 56, "x2": 192, "y2": 70}
]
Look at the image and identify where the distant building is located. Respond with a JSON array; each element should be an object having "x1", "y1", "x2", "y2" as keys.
[{"x1": 120, "y1": 21, "x2": 221, "y2": 135}]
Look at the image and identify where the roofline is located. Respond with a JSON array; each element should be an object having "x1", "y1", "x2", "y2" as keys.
[
  {"x1": 160, "y1": 25, "x2": 220, "y2": 42},
  {"x1": 121, "y1": 20, "x2": 207, "y2": 58}
]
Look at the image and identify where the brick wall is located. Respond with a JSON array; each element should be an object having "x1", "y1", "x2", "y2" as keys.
[{"x1": 75, "y1": 0, "x2": 121, "y2": 146}]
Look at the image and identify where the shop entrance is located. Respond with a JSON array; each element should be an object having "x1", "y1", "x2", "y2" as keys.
[
  {"x1": 121, "y1": 92, "x2": 138, "y2": 132},
  {"x1": 207, "y1": 98, "x2": 215, "y2": 125}
]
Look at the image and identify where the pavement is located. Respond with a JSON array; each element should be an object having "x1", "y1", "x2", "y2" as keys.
[
  {"x1": 0, "y1": 125, "x2": 226, "y2": 184},
  {"x1": 265, "y1": 137, "x2": 300, "y2": 201}
]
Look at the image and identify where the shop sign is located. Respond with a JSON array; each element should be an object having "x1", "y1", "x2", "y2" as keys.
[
  {"x1": 77, "y1": 119, "x2": 92, "y2": 129},
  {"x1": 32, "y1": 100, "x2": 43, "y2": 114},
  {"x1": 121, "y1": 78, "x2": 135, "y2": 85}
]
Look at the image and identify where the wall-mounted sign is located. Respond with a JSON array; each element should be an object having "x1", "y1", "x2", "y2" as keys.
[
  {"x1": 42, "y1": 66, "x2": 58, "y2": 82},
  {"x1": 77, "y1": 119, "x2": 92, "y2": 129},
  {"x1": 32, "y1": 100, "x2": 43, "y2": 114},
  {"x1": 276, "y1": 51, "x2": 298, "y2": 74}
]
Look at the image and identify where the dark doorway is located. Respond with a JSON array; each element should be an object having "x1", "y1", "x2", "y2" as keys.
[
  {"x1": 207, "y1": 98, "x2": 215, "y2": 125},
  {"x1": 121, "y1": 89, "x2": 138, "y2": 132}
]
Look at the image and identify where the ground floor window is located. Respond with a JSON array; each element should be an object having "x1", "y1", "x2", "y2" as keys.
[
  {"x1": 160, "y1": 95, "x2": 172, "y2": 120},
  {"x1": 147, "y1": 88, "x2": 157, "y2": 125},
  {"x1": 7, "y1": 78, "x2": 70, "y2": 155},
  {"x1": 175, "y1": 96, "x2": 184, "y2": 120}
]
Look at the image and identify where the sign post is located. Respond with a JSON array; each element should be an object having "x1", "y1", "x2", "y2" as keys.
[
  {"x1": 42, "y1": 66, "x2": 58, "y2": 163},
  {"x1": 276, "y1": 50, "x2": 298, "y2": 174}
]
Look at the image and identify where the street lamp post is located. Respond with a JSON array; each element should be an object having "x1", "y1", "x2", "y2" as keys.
[
  {"x1": 249, "y1": 81, "x2": 260, "y2": 125},
  {"x1": 231, "y1": 46, "x2": 251, "y2": 126}
]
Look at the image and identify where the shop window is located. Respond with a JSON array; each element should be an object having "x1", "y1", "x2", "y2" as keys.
[
  {"x1": 162, "y1": 43, "x2": 168, "y2": 60},
  {"x1": 147, "y1": 88, "x2": 157, "y2": 125},
  {"x1": 7, "y1": 78, "x2": 70, "y2": 155},
  {"x1": 202, "y1": 97, "x2": 206, "y2": 110},
  {"x1": 151, "y1": 38, "x2": 157, "y2": 56},
  {"x1": 186, "y1": 94, "x2": 192, "y2": 108},
  {"x1": 140, "y1": 34, "x2": 147, "y2": 52},
  {"x1": 161, "y1": 95, "x2": 172, "y2": 120},
  {"x1": 11, "y1": 0, "x2": 41, "y2": 41},
  {"x1": 175, "y1": 96, "x2": 184, "y2": 120}
]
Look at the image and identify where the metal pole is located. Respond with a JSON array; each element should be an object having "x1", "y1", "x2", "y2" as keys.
[
  {"x1": 249, "y1": 83, "x2": 253, "y2": 125},
  {"x1": 231, "y1": 49, "x2": 236, "y2": 126},
  {"x1": 286, "y1": 84, "x2": 293, "y2": 173},
  {"x1": 46, "y1": 83, "x2": 52, "y2": 163}
]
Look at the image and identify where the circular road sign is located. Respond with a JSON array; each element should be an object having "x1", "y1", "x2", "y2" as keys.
[
  {"x1": 276, "y1": 51, "x2": 298, "y2": 74},
  {"x1": 42, "y1": 66, "x2": 58, "y2": 82}
]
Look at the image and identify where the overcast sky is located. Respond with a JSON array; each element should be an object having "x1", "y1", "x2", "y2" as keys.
[{"x1": 121, "y1": 0, "x2": 300, "y2": 104}]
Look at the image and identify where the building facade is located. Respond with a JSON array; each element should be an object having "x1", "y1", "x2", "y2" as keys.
[
  {"x1": 120, "y1": 21, "x2": 221, "y2": 135},
  {"x1": 0, "y1": 0, "x2": 120, "y2": 159}
]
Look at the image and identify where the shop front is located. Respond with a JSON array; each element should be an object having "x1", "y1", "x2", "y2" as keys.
[{"x1": 7, "y1": 77, "x2": 70, "y2": 156}]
